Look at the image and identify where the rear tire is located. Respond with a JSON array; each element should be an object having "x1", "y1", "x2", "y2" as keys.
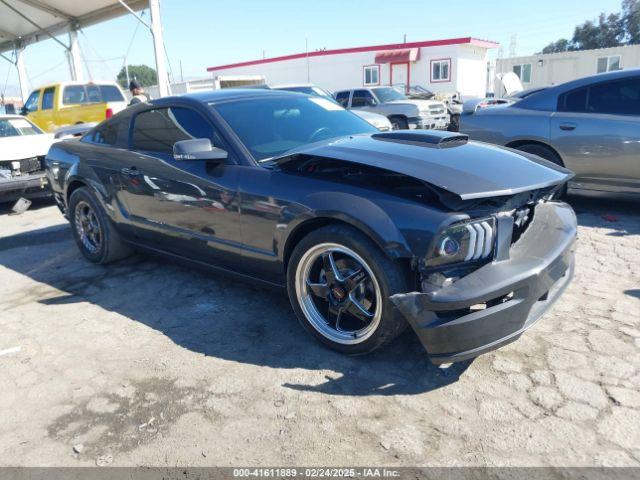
[
  {"x1": 287, "y1": 224, "x2": 409, "y2": 355},
  {"x1": 68, "y1": 187, "x2": 132, "y2": 264}
]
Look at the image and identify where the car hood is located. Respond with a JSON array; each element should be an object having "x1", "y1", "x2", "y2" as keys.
[
  {"x1": 276, "y1": 134, "x2": 572, "y2": 200},
  {"x1": 0, "y1": 134, "x2": 56, "y2": 161}
]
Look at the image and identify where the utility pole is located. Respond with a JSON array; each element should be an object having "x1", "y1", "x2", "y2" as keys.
[
  {"x1": 149, "y1": 0, "x2": 170, "y2": 96},
  {"x1": 68, "y1": 26, "x2": 83, "y2": 81},
  {"x1": 15, "y1": 46, "x2": 29, "y2": 103}
]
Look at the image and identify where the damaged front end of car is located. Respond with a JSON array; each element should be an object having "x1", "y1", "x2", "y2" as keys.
[{"x1": 274, "y1": 130, "x2": 577, "y2": 363}]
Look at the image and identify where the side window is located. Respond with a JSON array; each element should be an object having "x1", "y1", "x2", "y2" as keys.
[
  {"x1": 335, "y1": 91, "x2": 350, "y2": 108},
  {"x1": 24, "y1": 90, "x2": 40, "y2": 112},
  {"x1": 41, "y1": 87, "x2": 55, "y2": 110},
  {"x1": 351, "y1": 90, "x2": 374, "y2": 108},
  {"x1": 63, "y1": 85, "x2": 87, "y2": 105},
  {"x1": 131, "y1": 107, "x2": 215, "y2": 154},
  {"x1": 587, "y1": 78, "x2": 640, "y2": 115},
  {"x1": 83, "y1": 118, "x2": 123, "y2": 146},
  {"x1": 99, "y1": 85, "x2": 125, "y2": 102},
  {"x1": 86, "y1": 85, "x2": 102, "y2": 103},
  {"x1": 558, "y1": 87, "x2": 588, "y2": 113}
]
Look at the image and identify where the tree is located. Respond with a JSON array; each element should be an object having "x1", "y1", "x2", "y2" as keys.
[
  {"x1": 116, "y1": 65, "x2": 157, "y2": 89},
  {"x1": 572, "y1": 13, "x2": 624, "y2": 50},
  {"x1": 539, "y1": 0, "x2": 637, "y2": 54},
  {"x1": 541, "y1": 38, "x2": 570, "y2": 54},
  {"x1": 623, "y1": 0, "x2": 640, "y2": 44}
]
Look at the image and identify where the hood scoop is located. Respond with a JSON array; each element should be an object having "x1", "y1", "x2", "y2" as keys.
[{"x1": 372, "y1": 130, "x2": 468, "y2": 148}]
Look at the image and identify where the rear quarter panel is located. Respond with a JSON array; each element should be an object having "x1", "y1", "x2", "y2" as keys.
[{"x1": 460, "y1": 106, "x2": 552, "y2": 146}]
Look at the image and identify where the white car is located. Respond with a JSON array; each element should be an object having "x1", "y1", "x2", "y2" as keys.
[
  {"x1": 272, "y1": 84, "x2": 392, "y2": 131},
  {"x1": 0, "y1": 115, "x2": 56, "y2": 203}
]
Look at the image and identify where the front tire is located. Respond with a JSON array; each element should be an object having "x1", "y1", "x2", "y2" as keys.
[
  {"x1": 287, "y1": 224, "x2": 409, "y2": 355},
  {"x1": 389, "y1": 116, "x2": 408, "y2": 130},
  {"x1": 68, "y1": 187, "x2": 132, "y2": 264}
]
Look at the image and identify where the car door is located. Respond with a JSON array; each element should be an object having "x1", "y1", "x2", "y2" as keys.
[
  {"x1": 119, "y1": 105, "x2": 243, "y2": 269},
  {"x1": 551, "y1": 76, "x2": 640, "y2": 194},
  {"x1": 351, "y1": 89, "x2": 378, "y2": 113}
]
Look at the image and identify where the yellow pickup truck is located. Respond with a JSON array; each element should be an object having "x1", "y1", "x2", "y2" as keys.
[{"x1": 21, "y1": 82, "x2": 128, "y2": 133}]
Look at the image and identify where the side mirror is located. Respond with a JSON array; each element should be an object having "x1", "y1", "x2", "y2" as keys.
[
  {"x1": 173, "y1": 138, "x2": 228, "y2": 162},
  {"x1": 20, "y1": 107, "x2": 28, "y2": 116},
  {"x1": 366, "y1": 98, "x2": 377, "y2": 107}
]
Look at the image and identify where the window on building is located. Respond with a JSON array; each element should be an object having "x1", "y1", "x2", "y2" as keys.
[
  {"x1": 513, "y1": 63, "x2": 532, "y2": 84},
  {"x1": 41, "y1": 87, "x2": 55, "y2": 110},
  {"x1": 132, "y1": 107, "x2": 215, "y2": 154},
  {"x1": 431, "y1": 59, "x2": 451, "y2": 82},
  {"x1": 596, "y1": 55, "x2": 622, "y2": 74},
  {"x1": 335, "y1": 91, "x2": 351, "y2": 107},
  {"x1": 363, "y1": 65, "x2": 379, "y2": 86},
  {"x1": 351, "y1": 89, "x2": 376, "y2": 108}
]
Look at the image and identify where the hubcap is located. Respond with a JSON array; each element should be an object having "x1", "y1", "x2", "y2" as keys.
[
  {"x1": 74, "y1": 200, "x2": 102, "y2": 253},
  {"x1": 295, "y1": 243, "x2": 382, "y2": 345}
]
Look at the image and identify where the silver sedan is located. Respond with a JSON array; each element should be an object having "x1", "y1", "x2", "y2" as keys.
[{"x1": 460, "y1": 69, "x2": 640, "y2": 198}]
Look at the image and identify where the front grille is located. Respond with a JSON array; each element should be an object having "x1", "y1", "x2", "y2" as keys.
[{"x1": 19, "y1": 156, "x2": 44, "y2": 174}]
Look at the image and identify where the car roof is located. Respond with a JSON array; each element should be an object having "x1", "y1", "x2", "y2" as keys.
[
  {"x1": 174, "y1": 88, "x2": 306, "y2": 104},
  {"x1": 32, "y1": 81, "x2": 122, "y2": 91}
]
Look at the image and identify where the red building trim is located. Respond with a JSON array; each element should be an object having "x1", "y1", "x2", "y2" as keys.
[
  {"x1": 363, "y1": 64, "x2": 381, "y2": 86},
  {"x1": 207, "y1": 37, "x2": 498, "y2": 72},
  {"x1": 430, "y1": 58, "x2": 452, "y2": 83}
]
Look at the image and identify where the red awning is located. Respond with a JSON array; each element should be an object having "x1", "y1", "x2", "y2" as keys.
[{"x1": 374, "y1": 48, "x2": 420, "y2": 64}]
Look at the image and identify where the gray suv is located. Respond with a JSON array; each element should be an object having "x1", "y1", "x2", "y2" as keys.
[
  {"x1": 460, "y1": 69, "x2": 640, "y2": 198},
  {"x1": 334, "y1": 87, "x2": 449, "y2": 130}
]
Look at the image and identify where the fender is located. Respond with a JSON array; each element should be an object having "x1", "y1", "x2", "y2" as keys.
[{"x1": 277, "y1": 191, "x2": 418, "y2": 264}]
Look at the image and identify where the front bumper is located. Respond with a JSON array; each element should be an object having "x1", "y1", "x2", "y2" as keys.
[
  {"x1": 391, "y1": 202, "x2": 577, "y2": 364},
  {"x1": 408, "y1": 114, "x2": 450, "y2": 130},
  {"x1": 0, "y1": 172, "x2": 51, "y2": 203}
]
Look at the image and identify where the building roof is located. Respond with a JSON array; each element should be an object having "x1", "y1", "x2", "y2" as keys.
[
  {"x1": 207, "y1": 37, "x2": 499, "y2": 72},
  {"x1": 0, "y1": 0, "x2": 148, "y2": 53}
]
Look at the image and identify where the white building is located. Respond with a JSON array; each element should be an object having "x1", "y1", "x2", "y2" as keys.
[
  {"x1": 206, "y1": 37, "x2": 498, "y2": 99},
  {"x1": 495, "y1": 44, "x2": 640, "y2": 94}
]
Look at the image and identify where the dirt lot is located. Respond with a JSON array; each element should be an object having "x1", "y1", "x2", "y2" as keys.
[{"x1": 0, "y1": 196, "x2": 638, "y2": 467}]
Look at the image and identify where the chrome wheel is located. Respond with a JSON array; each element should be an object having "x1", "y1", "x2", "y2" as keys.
[
  {"x1": 74, "y1": 200, "x2": 102, "y2": 253},
  {"x1": 295, "y1": 243, "x2": 382, "y2": 345}
]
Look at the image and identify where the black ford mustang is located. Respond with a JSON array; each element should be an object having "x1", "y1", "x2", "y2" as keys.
[{"x1": 45, "y1": 89, "x2": 576, "y2": 364}]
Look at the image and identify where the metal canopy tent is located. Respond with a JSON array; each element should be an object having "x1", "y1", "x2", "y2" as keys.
[{"x1": 0, "y1": 0, "x2": 170, "y2": 102}]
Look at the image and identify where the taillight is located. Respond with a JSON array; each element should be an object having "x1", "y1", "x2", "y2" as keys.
[{"x1": 105, "y1": 108, "x2": 113, "y2": 119}]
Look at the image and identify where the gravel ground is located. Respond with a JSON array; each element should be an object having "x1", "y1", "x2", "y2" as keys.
[{"x1": 0, "y1": 196, "x2": 638, "y2": 467}]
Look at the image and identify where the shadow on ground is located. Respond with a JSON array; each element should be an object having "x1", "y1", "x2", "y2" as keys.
[{"x1": 0, "y1": 222, "x2": 471, "y2": 397}]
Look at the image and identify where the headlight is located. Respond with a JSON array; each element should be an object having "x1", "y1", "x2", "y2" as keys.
[{"x1": 427, "y1": 217, "x2": 496, "y2": 267}]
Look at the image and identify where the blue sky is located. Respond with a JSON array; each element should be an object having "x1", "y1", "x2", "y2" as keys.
[{"x1": 0, "y1": 0, "x2": 622, "y2": 97}]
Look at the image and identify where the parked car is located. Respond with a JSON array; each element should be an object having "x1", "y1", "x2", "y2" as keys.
[
  {"x1": 273, "y1": 84, "x2": 392, "y2": 131},
  {"x1": 0, "y1": 115, "x2": 55, "y2": 203},
  {"x1": 21, "y1": 81, "x2": 127, "y2": 132},
  {"x1": 460, "y1": 69, "x2": 640, "y2": 198},
  {"x1": 395, "y1": 84, "x2": 463, "y2": 131},
  {"x1": 334, "y1": 87, "x2": 449, "y2": 130},
  {"x1": 46, "y1": 89, "x2": 576, "y2": 364}
]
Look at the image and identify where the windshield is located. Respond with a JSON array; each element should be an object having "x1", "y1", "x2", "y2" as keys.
[
  {"x1": 0, "y1": 117, "x2": 42, "y2": 137},
  {"x1": 281, "y1": 86, "x2": 334, "y2": 99},
  {"x1": 372, "y1": 87, "x2": 407, "y2": 103},
  {"x1": 211, "y1": 95, "x2": 376, "y2": 161}
]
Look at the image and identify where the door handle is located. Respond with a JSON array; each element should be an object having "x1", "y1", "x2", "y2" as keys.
[
  {"x1": 121, "y1": 167, "x2": 141, "y2": 176},
  {"x1": 559, "y1": 123, "x2": 577, "y2": 131}
]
